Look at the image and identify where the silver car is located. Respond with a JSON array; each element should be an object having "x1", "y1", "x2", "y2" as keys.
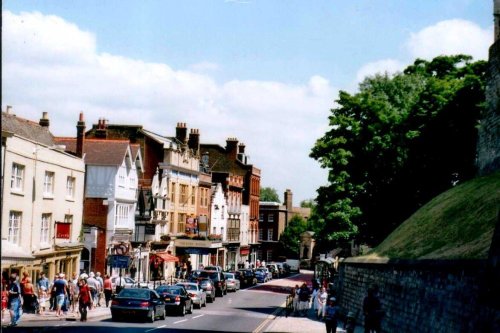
[
  {"x1": 223, "y1": 272, "x2": 240, "y2": 292},
  {"x1": 176, "y1": 282, "x2": 207, "y2": 308}
]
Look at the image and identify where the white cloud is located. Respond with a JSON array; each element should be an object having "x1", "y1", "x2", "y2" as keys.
[
  {"x1": 1, "y1": 10, "x2": 330, "y2": 203},
  {"x1": 188, "y1": 61, "x2": 220, "y2": 73},
  {"x1": 406, "y1": 19, "x2": 492, "y2": 61},
  {"x1": 354, "y1": 19, "x2": 492, "y2": 87}
]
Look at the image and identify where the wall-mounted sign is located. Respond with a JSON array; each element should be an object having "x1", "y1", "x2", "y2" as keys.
[
  {"x1": 145, "y1": 224, "x2": 156, "y2": 235},
  {"x1": 185, "y1": 217, "x2": 198, "y2": 235},
  {"x1": 55, "y1": 222, "x2": 71, "y2": 239}
]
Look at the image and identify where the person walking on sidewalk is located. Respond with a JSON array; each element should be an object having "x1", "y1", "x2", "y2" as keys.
[
  {"x1": 324, "y1": 297, "x2": 340, "y2": 333},
  {"x1": 298, "y1": 283, "x2": 310, "y2": 317},
  {"x1": 52, "y1": 273, "x2": 68, "y2": 317},
  {"x1": 363, "y1": 286, "x2": 383, "y2": 333},
  {"x1": 316, "y1": 287, "x2": 328, "y2": 319},
  {"x1": 103, "y1": 275, "x2": 113, "y2": 307},
  {"x1": 7, "y1": 273, "x2": 22, "y2": 327},
  {"x1": 38, "y1": 286, "x2": 47, "y2": 315},
  {"x1": 77, "y1": 278, "x2": 92, "y2": 322}
]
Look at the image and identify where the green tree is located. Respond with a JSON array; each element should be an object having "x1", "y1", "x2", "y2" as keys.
[
  {"x1": 278, "y1": 215, "x2": 308, "y2": 259},
  {"x1": 300, "y1": 199, "x2": 316, "y2": 208},
  {"x1": 260, "y1": 187, "x2": 280, "y2": 202},
  {"x1": 310, "y1": 55, "x2": 486, "y2": 246}
]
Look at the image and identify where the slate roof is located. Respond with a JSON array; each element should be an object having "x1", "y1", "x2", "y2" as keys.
[
  {"x1": 54, "y1": 137, "x2": 131, "y2": 166},
  {"x1": 1, "y1": 112, "x2": 54, "y2": 146}
]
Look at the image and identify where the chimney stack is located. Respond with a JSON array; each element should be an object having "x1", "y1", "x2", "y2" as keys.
[
  {"x1": 175, "y1": 122, "x2": 188, "y2": 145},
  {"x1": 5, "y1": 105, "x2": 13, "y2": 114},
  {"x1": 76, "y1": 112, "x2": 86, "y2": 158},
  {"x1": 284, "y1": 189, "x2": 293, "y2": 213},
  {"x1": 39, "y1": 112, "x2": 50, "y2": 128},
  {"x1": 95, "y1": 118, "x2": 108, "y2": 139},
  {"x1": 188, "y1": 128, "x2": 200, "y2": 155},
  {"x1": 226, "y1": 137, "x2": 239, "y2": 160}
]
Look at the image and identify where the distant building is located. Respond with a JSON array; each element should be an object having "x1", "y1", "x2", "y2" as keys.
[
  {"x1": 2, "y1": 109, "x2": 85, "y2": 282},
  {"x1": 259, "y1": 189, "x2": 311, "y2": 262}
]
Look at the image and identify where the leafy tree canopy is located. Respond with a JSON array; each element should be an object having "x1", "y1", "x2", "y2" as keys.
[
  {"x1": 278, "y1": 215, "x2": 308, "y2": 259},
  {"x1": 310, "y1": 55, "x2": 486, "y2": 247},
  {"x1": 260, "y1": 187, "x2": 280, "y2": 202}
]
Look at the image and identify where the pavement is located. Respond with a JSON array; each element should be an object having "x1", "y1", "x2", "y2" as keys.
[{"x1": 1, "y1": 271, "x2": 366, "y2": 332}]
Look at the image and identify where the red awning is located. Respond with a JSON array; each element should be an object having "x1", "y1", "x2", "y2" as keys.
[{"x1": 155, "y1": 252, "x2": 179, "y2": 262}]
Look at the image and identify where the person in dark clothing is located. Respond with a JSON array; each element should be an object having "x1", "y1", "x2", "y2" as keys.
[
  {"x1": 7, "y1": 273, "x2": 22, "y2": 326},
  {"x1": 324, "y1": 297, "x2": 340, "y2": 333},
  {"x1": 363, "y1": 286, "x2": 383, "y2": 333}
]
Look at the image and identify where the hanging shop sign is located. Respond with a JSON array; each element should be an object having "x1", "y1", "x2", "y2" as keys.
[{"x1": 55, "y1": 222, "x2": 71, "y2": 239}]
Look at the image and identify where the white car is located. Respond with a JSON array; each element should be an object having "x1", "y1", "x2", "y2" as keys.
[
  {"x1": 176, "y1": 282, "x2": 207, "y2": 308},
  {"x1": 112, "y1": 276, "x2": 152, "y2": 292},
  {"x1": 223, "y1": 272, "x2": 240, "y2": 292}
]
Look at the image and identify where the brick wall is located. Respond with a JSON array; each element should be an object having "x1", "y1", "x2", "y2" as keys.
[
  {"x1": 84, "y1": 198, "x2": 108, "y2": 273},
  {"x1": 477, "y1": 40, "x2": 500, "y2": 175},
  {"x1": 337, "y1": 258, "x2": 500, "y2": 332}
]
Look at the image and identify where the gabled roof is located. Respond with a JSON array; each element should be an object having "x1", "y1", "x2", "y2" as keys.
[
  {"x1": 2, "y1": 112, "x2": 54, "y2": 146},
  {"x1": 54, "y1": 138, "x2": 132, "y2": 166},
  {"x1": 140, "y1": 129, "x2": 179, "y2": 149}
]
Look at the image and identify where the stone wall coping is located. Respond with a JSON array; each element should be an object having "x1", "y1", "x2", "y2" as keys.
[{"x1": 342, "y1": 257, "x2": 488, "y2": 270}]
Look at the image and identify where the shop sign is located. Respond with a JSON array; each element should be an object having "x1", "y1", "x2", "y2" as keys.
[
  {"x1": 108, "y1": 255, "x2": 130, "y2": 268},
  {"x1": 55, "y1": 222, "x2": 71, "y2": 239},
  {"x1": 145, "y1": 224, "x2": 156, "y2": 235}
]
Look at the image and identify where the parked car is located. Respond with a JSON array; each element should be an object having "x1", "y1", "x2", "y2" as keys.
[
  {"x1": 266, "y1": 264, "x2": 280, "y2": 278},
  {"x1": 255, "y1": 268, "x2": 272, "y2": 283},
  {"x1": 199, "y1": 270, "x2": 227, "y2": 296},
  {"x1": 198, "y1": 278, "x2": 216, "y2": 303},
  {"x1": 187, "y1": 270, "x2": 203, "y2": 282},
  {"x1": 110, "y1": 288, "x2": 166, "y2": 322},
  {"x1": 223, "y1": 272, "x2": 240, "y2": 292},
  {"x1": 275, "y1": 262, "x2": 290, "y2": 276},
  {"x1": 176, "y1": 282, "x2": 206, "y2": 308},
  {"x1": 203, "y1": 265, "x2": 223, "y2": 272},
  {"x1": 155, "y1": 285, "x2": 193, "y2": 316},
  {"x1": 238, "y1": 269, "x2": 257, "y2": 287},
  {"x1": 285, "y1": 259, "x2": 300, "y2": 273}
]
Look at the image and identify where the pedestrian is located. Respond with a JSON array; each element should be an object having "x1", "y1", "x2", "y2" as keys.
[
  {"x1": 77, "y1": 278, "x2": 92, "y2": 322},
  {"x1": 86, "y1": 272, "x2": 98, "y2": 307},
  {"x1": 363, "y1": 286, "x2": 383, "y2": 333},
  {"x1": 38, "y1": 286, "x2": 47, "y2": 315},
  {"x1": 298, "y1": 282, "x2": 310, "y2": 317},
  {"x1": 68, "y1": 274, "x2": 79, "y2": 313},
  {"x1": 21, "y1": 277, "x2": 36, "y2": 313},
  {"x1": 324, "y1": 297, "x2": 340, "y2": 333},
  {"x1": 7, "y1": 273, "x2": 22, "y2": 327},
  {"x1": 292, "y1": 284, "x2": 300, "y2": 315},
  {"x1": 311, "y1": 282, "x2": 319, "y2": 316},
  {"x1": 130, "y1": 265, "x2": 137, "y2": 280},
  {"x1": 36, "y1": 272, "x2": 49, "y2": 294},
  {"x1": 103, "y1": 274, "x2": 113, "y2": 307},
  {"x1": 95, "y1": 272, "x2": 104, "y2": 307},
  {"x1": 52, "y1": 273, "x2": 68, "y2": 317},
  {"x1": 316, "y1": 287, "x2": 328, "y2": 319}
]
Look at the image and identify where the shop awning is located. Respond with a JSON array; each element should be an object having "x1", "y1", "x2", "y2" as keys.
[{"x1": 155, "y1": 252, "x2": 179, "y2": 262}]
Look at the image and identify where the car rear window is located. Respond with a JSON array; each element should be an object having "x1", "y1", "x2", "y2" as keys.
[
  {"x1": 199, "y1": 271, "x2": 218, "y2": 280},
  {"x1": 118, "y1": 289, "x2": 149, "y2": 299},
  {"x1": 157, "y1": 287, "x2": 181, "y2": 295},
  {"x1": 178, "y1": 284, "x2": 196, "y2": 291}
]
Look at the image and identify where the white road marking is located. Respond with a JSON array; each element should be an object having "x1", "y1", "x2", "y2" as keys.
[
  {"x1": 158, "y1": 325, "x2": 166, "y2": 328},
  {"x1": 174, "y1": 319, "x2": 188, "y2": 324},
  {"x1": 192, "y1": 314, "x2": 204, "y2": 319}
]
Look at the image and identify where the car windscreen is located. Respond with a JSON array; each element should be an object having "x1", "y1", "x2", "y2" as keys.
[
  {"x1": 118, "y1": 289, "x2": 149, "y2": 299},
  {"x1": 178, "y1": 284, "x2": 196, "y2": 291},
  {"x1": 224, "y1": 273, "x2": 234, "y2": 279},
  {"x1": 157, "y1": 287, "x2": 181, "y2": 295}
]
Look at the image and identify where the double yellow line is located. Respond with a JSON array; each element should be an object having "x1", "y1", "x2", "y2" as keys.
[{"x1": 252, "y1": 300, "x2": 287, "y2": 333}]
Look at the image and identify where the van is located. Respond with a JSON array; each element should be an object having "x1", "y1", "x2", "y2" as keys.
[{"x1": 285, "y1": 259, "x2": 300, "y2": 273}]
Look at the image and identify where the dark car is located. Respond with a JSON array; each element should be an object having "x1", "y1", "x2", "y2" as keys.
[
  {"x1": 199, "y1": 270, "x2": 227, "y2": 296},
  {"x1": 198, "y1": 278, "x2": 216, "y2": 303},
  {"x1": 255, "y1": 268, "x2": 271, "y2": 283},
  {"x1": 110, "y1": 288, "x2": 166, "y2": 322},
  {"x1": 187, "y1": 269, "x2": 203, "y2": 282},
  {"x1": 238, "y1": 269, "x2": 257, "y2": 287},
  {"x1": 156, "y1": 285, "x2": 193, "y2": 316}
]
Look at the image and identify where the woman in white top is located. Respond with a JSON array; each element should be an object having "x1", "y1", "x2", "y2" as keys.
[{"x1": 316, "y1": 287, "x2": 328, "y2": 319}]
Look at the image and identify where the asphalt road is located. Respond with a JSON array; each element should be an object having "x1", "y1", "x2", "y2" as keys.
[{"x1": 4, "y1": 283, "x2": 288, "y2": 333}]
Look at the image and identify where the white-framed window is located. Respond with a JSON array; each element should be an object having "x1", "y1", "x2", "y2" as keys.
[
  {"x1": 66, "y1": 176, "x2": 75, "y2": 199},
  {"x1": 259, "y1": 213, "x2": 264, "y2": 222},
  {"x1": 11, "y1": 163, "x2": 25, "y2": 192},
  {"x1": 43, "y1": 171, "x2": 55, "y2": 196},
  {"x1": 258, "y1": 229, "x2": 263, "y2": 240},
  {"x1": 267, "y1": 229, "x2": 273, "y2": 241},
  {"x1": 8, "y1": 211, "x2": 22, "y2": 244},
  {"x1": 118, "y1": 169, "x2": 126, "y2": 187},
  {"x1": 64, "y1": 214, "x2": 73, "y2": 224},
  {"x1": 40, "y1": 213, "x2": 51, "y2": 244},
  {"x1": 268, "y1": 214, "x2": 274, "y2": 223},
  {"x1": 115, "y1": 204, "x2": 130, "y2": 226}
]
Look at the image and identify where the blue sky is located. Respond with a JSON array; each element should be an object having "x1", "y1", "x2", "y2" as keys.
[{"x1": 1, "y1": 0, "x2": 493, "y2": 203}]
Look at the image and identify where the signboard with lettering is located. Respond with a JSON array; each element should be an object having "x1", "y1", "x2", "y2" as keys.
[
  {"x1": 145, "y1": 224, "x2": 156, "y2": 235},
  {"x1": 55, "y1": 222, "x2": 71, "y2": 239},
  {"x1": 108, "y1": 255, "x2": 130, "y2": 268},
  {"x1": 185, "y1": 217, "x2": 198, "y2": 235}
]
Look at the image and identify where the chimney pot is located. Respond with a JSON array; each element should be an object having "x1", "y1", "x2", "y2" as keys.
[{"x1": 39, "y1": 112, "x2": 50, "y2": 127}]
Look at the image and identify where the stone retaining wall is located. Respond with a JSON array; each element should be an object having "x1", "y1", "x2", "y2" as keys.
[{"x1": 337, "y1": 258, "x2": 499, "y2": 332}]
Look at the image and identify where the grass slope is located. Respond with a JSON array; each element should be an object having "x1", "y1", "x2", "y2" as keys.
[{"x1": 367, "y1": 172, "x2": 500, "y2": 260}]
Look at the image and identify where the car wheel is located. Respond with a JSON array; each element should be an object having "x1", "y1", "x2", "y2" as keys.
[
  {"x1": 148, "y1": 309, "x2": 155, "y2": 323},
  {"x1": 160, "y1": 308, "x2": 166, "y2": 320},
  {"x1": 207, "y1": 295, "x2": 213, "y2": 303},
  {"x1": 188, "y1": 301, "x2": 193, "y2": 314},
  {"x1": 180, "y1": 304, "x2": 186, "y2": 316},
  {"x1": 111, "y1": 315, "x2": 119, "y2": 322}
]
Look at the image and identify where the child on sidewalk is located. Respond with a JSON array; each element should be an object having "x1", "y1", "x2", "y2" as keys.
[{"x1": 38, "y1": 286, "x2": 47, "y2": 315}]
